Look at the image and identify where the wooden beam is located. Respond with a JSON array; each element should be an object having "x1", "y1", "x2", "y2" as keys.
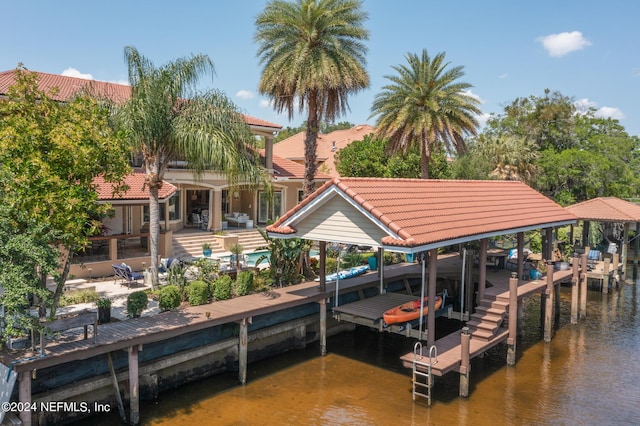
[
  {"x1": 238, "y1": 317, "x2": 250, "y2": 384},
  {"x1": 459, "y1": 327, "x2": 470, "y2": 397},
  {"x1": 517, "y1": 233, "x2": 524, "y2": 281},
  {"x1": 128, "y1": 345, "x2": 139, "y2": 425},
  {"x1": 319, "y1": 299, "x2": 327, "y2": 356},
  {"x1": 580, "y1": 254, "x2": 588, "y2": 319},
  {"x1": 570, "y1": 257, "x2": 579, "y2": 324},
  {"x1": 544, "y1": 263, "x2": 554, "y2": 342},
  {"x1": 106, "y1": 352, "x2": 127, "y2": 423}
]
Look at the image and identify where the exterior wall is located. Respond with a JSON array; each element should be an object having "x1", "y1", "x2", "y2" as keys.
[{"x1": 294, "y1": 196, "x2": 388, "y2": 246}]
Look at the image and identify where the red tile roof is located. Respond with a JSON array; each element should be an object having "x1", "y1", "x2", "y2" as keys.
[
  {"x1": 565, "y1": 197, "x2": 640, "y2": 222},
  {"x1": 273, "y1": 124, "x2": 375, "y2": 177},
  {"x1": 267, "y1": 178, "x2": 577, "y2": 249},
  {"x1": 270, "y1": 153, "x2": 331, "y2": 181},
  {"x1": 0, "y1": 69, "x2": 282, "y2": 130},
  {"x1": 94, "y1": 173, "x2": 177, "y2": 202}
]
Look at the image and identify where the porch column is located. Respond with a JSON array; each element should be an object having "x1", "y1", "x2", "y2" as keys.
[
  {"x1": 427, "y1": 248, "x2": 438, "y2": 348},
  {"x1": 212, "y1": 190, "x2": 222, "y2": 231},
  {"x1": 478, "y1": 239, "x2": 487, "y2": 301}
]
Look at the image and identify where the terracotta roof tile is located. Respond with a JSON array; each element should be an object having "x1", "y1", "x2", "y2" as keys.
[
  {"x1": 94, "y1": 172, "x2": 177, "y2": 201},
  {"x1": 267, "y1": 178, "x2": 577, "y2": 248},
  {"x1": 270, "y1": 153, "x2": 331, "y2": 181},
  {"x1": 273, "y1": 124, "x2": 375, "y2": 177},
  {"x1": 565, "y1": 197, "x2": 640, "y2": 222},
  {"x1": 0, "y1": 69, "x2": 280, "y2": 129}
]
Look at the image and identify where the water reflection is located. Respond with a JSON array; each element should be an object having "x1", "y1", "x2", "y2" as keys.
[{"x1": 79, "y1": 274, "x2": 640, "y2": 425}]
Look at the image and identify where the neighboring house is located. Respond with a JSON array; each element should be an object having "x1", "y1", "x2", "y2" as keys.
[
  {"x1": 273, "y1": 124, "x2": 375, "y2": 177},
  {"x1": 0, "y1": 69, "x2": 331, "y2": 277}
]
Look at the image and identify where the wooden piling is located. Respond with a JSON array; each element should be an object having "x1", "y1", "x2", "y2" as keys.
[
  {"x1": 507, "y1": 273, "x2": 518, "y2": 365},
  {"x1": 238, "y1": 317, "x2": 249, "y2": 384},
  {"x1": 602, "y1": 258, "x2": 611, "y2": 294},
  {"x1": 128, "y1": 345, "x2": 139, "y2": 425},
  {"x1": 19, "y1": 370, "x2": 32, "y2": 426},
  {"x1": 427, "y1": 249, "x2": 438, "y2": 348},
  {"x1": 570, "y1": 257, "x2": 579, "y2": 324},
  {"x1": 319, "y1": 299, "x2": 327, "y2": 356},
  {"x1": 544, "y1": 263, "x2": 554, "y2": 342},
  {"x1": 580, "y1": 254, "x2": 588, "y2": 319},
  {"x1": 459, "y1": 327, "x2": 470, "y2": 397}
]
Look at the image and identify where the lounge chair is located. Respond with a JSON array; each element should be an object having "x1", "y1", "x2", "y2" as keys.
[{"x1": 112, "y1": 263, "x2": 144, "y2": 288}]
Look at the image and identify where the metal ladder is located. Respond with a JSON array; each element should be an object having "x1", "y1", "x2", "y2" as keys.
[{"x1": 412, "y1": 341, "x2": 437, "y2": 405}]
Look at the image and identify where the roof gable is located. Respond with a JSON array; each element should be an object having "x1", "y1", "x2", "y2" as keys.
[
  {"x1": 267, "y1": 178, "x2": 577, "y2": 250},
  {"x1": 566, "y1": 197, "x2": 640, "y2": 222}
]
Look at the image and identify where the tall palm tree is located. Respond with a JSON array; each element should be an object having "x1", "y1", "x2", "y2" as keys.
[
  {"x1": 255, "y1": 0, "x2": 369, "y2": 197},
  {"x1": 370, "y1": 50, "x2": 481, "y2": 178},
  {"x1": 116, "y1": 46, "x2": 266, "y2": 288}
]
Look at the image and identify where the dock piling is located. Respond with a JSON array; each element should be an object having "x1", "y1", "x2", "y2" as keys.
[
  {"x1": 459, "y1": 327, "x2": 470, "y2": 397},
  {"x1": 544, "y1": 263, "x2": 554, "y2": 342},
  {"x1": 507, "y1": 273, "x2": 518, "y2": 365}
]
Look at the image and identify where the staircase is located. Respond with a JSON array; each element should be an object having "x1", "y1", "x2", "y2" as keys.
[
  {"x1": 465, "y1": 295, "x2": 508, "y2": 341},
  {"x1": 172, "y1": 229, "x2": 268, "y2": 259}
]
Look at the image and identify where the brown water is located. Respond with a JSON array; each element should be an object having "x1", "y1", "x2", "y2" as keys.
[{"x1": 86, "y1": 277, "x2": 640, "y2": 426}]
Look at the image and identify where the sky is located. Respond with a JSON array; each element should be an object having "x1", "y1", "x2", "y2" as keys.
[{"x1": 2, "y1": 1, "x2": 639, "y2": 136}]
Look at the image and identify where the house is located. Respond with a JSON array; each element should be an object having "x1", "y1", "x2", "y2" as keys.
[
  {"x1": 272, "y1": 124, "x2": 375, "y2": 177},
  {"x1": 0, "y1": 68, "x2": 331, "y2": 277}
]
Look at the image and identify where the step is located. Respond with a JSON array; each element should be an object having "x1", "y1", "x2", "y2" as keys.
[
  {"x1": 470, "y1": 312, "x2": 504, "y2": 325},
  {"x1": 467, "y1": 327, "x2": 495, "y2": 341},
  {"x1": 474, "y1": 305, "x2": 507, "y2": 317},
  {"x1": 478, "y1": 298, "x2": 509, "y2": 310},
  {"x1": 466, "y1": 320, "x2": 500, "y2": 334}
]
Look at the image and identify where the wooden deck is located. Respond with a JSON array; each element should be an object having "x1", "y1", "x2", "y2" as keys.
[{"x1": 1, "y1": 263, "x2": 428, "y2": 374}]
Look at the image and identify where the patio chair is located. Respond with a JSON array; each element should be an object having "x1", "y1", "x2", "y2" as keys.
[
  {"x1": 191, "y1": 213, "x2": 203, "y2": 228},
  {"x1": 112, "y1": 263, "x2": 144, "y2": 288}
]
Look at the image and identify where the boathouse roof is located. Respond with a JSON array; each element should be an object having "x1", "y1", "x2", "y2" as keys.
[
  {"x1": 565, "y1": 197, "x2": 640, "y2": 223},
  {"x1": 266, "y1": 178, "x2": 577, "y2": 252}
]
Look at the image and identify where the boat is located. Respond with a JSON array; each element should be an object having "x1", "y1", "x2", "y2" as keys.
[
  {"x1": 315, "y1": 265, "x2": 370, "y2": 282},
  {"x1": 383, "y1": 295, "x2": 443, "y2": 326}
]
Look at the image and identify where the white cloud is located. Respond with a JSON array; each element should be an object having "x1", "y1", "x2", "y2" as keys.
[
  {"x1": 537, "y1": 31, "x2": 591, "y2": 57},
  {"x1": 259, "y1": 99, "x2": 272, "y2": 108},
  {"x1": 465, "y1": 90, "x2": 485, "y2": 104},
  {"x1": 499, "y1": 73, "x2": 509, "y2": 79},
  {"x1": 61, "y1": 67, "x2": 93, "y2": 80},
  {"x1": 236, "y1": 89, "x2": 254, "y2": 100},
  {"x1": 476, "y1": 112, "x2": 491, "y2": 129},
  {"x1": 574, "y1": 98, "x2": 624, "y2": 120}
]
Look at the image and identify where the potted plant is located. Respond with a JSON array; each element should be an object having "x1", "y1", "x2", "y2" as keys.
[
  {"x1": 96, "y1": 297, "x2": 112, "y2": 324},
  {"x1": 126, "y1": 291, "x2": 149, "y2": 318},
  {"x1": 229, "y1": 243, "x2": 244, "y2": 269},
  {"x1": 202, "y1": 242, "x2": 213, "y2": 257}
]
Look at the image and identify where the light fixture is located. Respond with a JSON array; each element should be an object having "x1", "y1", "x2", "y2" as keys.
[{"x1": 233, "y1": 190, "x2": 239, "y2": 199}]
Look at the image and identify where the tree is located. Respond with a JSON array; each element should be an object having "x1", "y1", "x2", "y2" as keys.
[
  {"x1": 116, "y1": 47, "x2": 266, "y2": 288},
  {"x1": 0, "y1": 66, "x2": 130, "y2": 325},
  {"x1": 334, "y1": 133, "x2": 451, "y2": 178},
  {"x1": 255, "y1": 0, "x2": 369, "y2": 197},
  {"x1": 370, "y1": 49, "x2": 481, "y2": 179}
]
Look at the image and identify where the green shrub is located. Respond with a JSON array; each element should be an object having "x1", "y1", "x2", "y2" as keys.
[
  {"x1": 213, "y1": 275, "x2": 233, "y2": 301},
  {"x1": 126, "y1": 291, "x2": 148, "y2": 318},
  {"x1": 234, "y1": 271, "x2": 254, "y2": 296},
  {"x1": 188, "y1": 280, "x2": 210, "y2": 306},
  {"x1": 159, "y1": 285, "x2": 181, "y2": 311},
  {"x1": 59, "y1": 289, "x2": 100, "y2": 307},
  {"x1": 325, "y1": 258, "x2": 338, "y2": 275}
]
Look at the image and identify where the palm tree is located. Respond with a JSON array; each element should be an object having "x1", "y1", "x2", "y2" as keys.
[
  {"x1": 370, "y1": 49, "x2": 481, "y2": 179},
  {"x1": 116, "y1": 46, "x2": 266, "y2": 288},
  {"x1": 255, "y1": 0, "x2": 369, "y2": 197}
]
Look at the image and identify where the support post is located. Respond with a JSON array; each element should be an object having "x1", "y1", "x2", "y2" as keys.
[
  {"x1": 478, "y1": 238, "x2": 487, "y2": 301},
  {"x1": 570, "y1": 257, "x2": 579, "y2": 324},
  {"x1": 19, "y1": 371, "x2": 32, "y2": 426},
  {"x1": 507, "y1": 273, "x2": 518, "y2": 365},
  {"x1": 580, "y1": 253, "x2": 588, "y2": 319},
  {"x1": 128, "y1": 345, "x2": 139, "y2": 425},
  {"x1": 427, "y1": 249, "x2": 438, "y2": 348},
  {"x1": 622, "y1": 222, "x2": 629, "y2": 282},
  {"x1": 319, "y1": 299, "x2": 327, "y2": 356},
  {"x1": 602, "y1": 258, "x2": 610, "y2": 294},
  {"x1": 634, "y1": 222, "x2": 639, "y2": 280},
  {"x1": 319, "y1": 241, "x2": 326, "y2": 293},
  {"x1": 517, "y1": 232, "x2": 524, "y2": 281},
  {"x1": 107, "y1": 352, "x2": 127, "y2": 423},
  {"x1": 378, "y1": 247, "x2": 385, "y2": 294},
  {"x1": 544, "y1": 263, "x2": 554, "y2": 342},
  {"x1": 459, "y1": 327, "x2": 470, "y2": 397},
  {"x1": 238, "y1": 317, "x2": 250, "y2": 384}
]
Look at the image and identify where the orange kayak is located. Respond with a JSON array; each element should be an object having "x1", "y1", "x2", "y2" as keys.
[{"x1": 383, "y1": 295, "x2": 443, "y2": 325}]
